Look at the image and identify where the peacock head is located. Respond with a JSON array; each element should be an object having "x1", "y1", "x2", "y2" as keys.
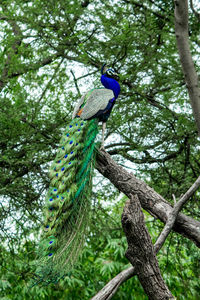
[{"x1": 101, "y1": 63, "x2": 120, "y2": 81}]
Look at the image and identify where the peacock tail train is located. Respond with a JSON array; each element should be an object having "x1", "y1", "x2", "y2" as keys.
[{"x1": 34, "y1": 117, "x2": 99, "y2": 285}]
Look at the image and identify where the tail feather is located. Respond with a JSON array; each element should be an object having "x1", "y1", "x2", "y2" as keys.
[{"x1": 34, "y1": 118, "x2": 99, "y2": 285}]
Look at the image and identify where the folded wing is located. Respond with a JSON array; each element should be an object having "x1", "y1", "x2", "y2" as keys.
[{"x1": 72, "y1": 89, "x2": 114, "y2": 120}]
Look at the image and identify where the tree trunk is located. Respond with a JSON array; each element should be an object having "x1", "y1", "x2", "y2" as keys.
[
  {"x1": 174, "y1": 0, "x2": 200, "y2": 135},
  {"x1": 122, "y1": 195, "x2": 174, "y2": 300}
]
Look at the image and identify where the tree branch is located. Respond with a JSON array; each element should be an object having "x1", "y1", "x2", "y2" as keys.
[
  {"x1": 174, "y1": 0, "x2": 200, "y2": 135},
  {"x1": 122, "y1": 0, "x2": 171, "y2": 21},
  {"x1": 90, "y1": 267, "x2": 135, "y2": 300},
  {"x1": 107, "y1": 142, "x2": 185, "y2": 164},
  {"x1": 95, "y1": 149, "x2": 200, "y2": 247},
  {"x1": 70, "y1": 69, "x2": 81, "y2": 97},
  {"x1": 91, "y1": 173, "x2": 200, "y2": 299},
  {"x1": 189, "y1": 0, "x2": 200, "y2": 20},
  {"x1": 37, "y1": 57, "x2": 65, "y2": 105},
  {"x1": 0, "y1": 54, "x2": 62, "y2": 91},
  {"x1": 154, "y1": 175, "x2": 200, "y2": 252}
]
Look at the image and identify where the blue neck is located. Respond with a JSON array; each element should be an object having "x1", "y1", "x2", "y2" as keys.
[{"x1": 101, "y1": 75, "x2": 120, "y2": 99}]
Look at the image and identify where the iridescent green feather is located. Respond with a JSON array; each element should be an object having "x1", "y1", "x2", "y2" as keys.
[{"x1": 34, "y1": 118, "x2": 99, "y2": 285}]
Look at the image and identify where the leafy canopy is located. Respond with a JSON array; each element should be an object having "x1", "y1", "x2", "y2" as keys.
[{"x1": 0, "y1": 0, "x2": 199, "y2": 299}]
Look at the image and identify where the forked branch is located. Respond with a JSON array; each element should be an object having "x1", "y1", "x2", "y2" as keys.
[{"x1": 93, "y1": 150, "x2": 200, "y2": 299}]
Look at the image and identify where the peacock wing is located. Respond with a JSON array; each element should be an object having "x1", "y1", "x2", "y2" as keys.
[
  {"x1": 80, "y1": 88, "x2": 114, "y2": 120},
  {"x1": 72, "y1": 92, "x2": 87, "y2": 119}
]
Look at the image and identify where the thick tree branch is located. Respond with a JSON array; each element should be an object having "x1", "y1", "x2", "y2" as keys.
[
  {"x1": 91, "y1": 174, "x2": 200, "y2": 299},
  {"x1": 174, "y1": 0, "x2": 200, "y2": 135},
  {"x1": 121, "y1": 195, "x2": 174, "y2": 299},
  {"x1": 92, "y1": 189, "x2": 178, "y2": 300},
  {"x1": 95, "y1": 149, "x2": 200, "y2": 247}
]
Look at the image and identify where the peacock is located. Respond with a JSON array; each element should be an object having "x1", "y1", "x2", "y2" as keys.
[{"x1": 34, "y1": 64, "x2": 120, "y2": 285}]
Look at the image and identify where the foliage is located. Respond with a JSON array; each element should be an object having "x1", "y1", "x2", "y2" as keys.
[
  {"x1": 0, "y1": 197, "x2": 199, "y2": 299},
  {"x1": 0, "y1": 0, "x2": 200, "y2": 298}
]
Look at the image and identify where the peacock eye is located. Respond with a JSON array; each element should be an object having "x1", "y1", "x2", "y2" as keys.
[{"x1": 106, "y1": 69, "x2": 114, "y2": 76}]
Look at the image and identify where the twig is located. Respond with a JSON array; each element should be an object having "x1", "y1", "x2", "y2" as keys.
[
  {"x1": 70, "y1": 69, "x2": 81, "y2": 96},
  {"x1": 172, "y1": 194, "x2": 176, "y2": 205},
  {"x1": 37, "y1": 57, "x2": 65, "y2": 105},
  {"x1": 21, "y1": 118, "x2": 52, "y2": 140},
  {"x1": 122, "y1": 0, "x2": 171, "y2": 21},
  {"x1": 189, "y1": 0, "x2": 200, "y2": 20},
  {"x1": 77, "y1": 70, "x2": 97, "y2": 80}
]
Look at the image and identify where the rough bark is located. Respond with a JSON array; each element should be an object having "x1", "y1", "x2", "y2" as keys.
[
  {"x1": 122, "y1": 195, "x2": 174, "y2": 300},
  {"x1": 91, "y1": 173, "x2": 200, "y2": 300},
  {"x1": 174, "y1": 0, "x2": 200, "y2": 135},
  {"x1": 92, "y1": 174, "x2": 199, "y2": 300},
  {"x1": 96, "y1": 149, "x2": 200, "y2": 247}
]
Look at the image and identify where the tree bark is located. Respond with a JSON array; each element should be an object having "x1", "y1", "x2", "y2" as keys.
[
  {"x1": 122, "y1": 195, "x2": 174, "y2": 299},
  {"x1": 91, "y1": 173, "x2": 200, "y2": 300},
  {"x1": 174, "y1": 0, "x2": 200, "y2": 135},
  {"x1": 96, "y1": 149, "x2": 200, "y2": 247}
]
